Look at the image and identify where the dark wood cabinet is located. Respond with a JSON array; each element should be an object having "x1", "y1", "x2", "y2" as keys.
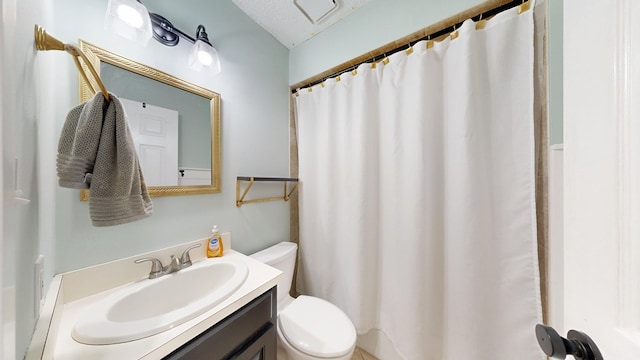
[
  {"x1": 228, "y1": 324, "x2": 276, "y2": 360},
  {"x1": 163, "y1": 287, "x2": 277, "y2": 360}
]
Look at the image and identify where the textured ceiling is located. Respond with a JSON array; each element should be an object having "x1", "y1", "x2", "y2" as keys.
[{"x1": 232, "y1": 0, "x2": 372, "y2": 49}]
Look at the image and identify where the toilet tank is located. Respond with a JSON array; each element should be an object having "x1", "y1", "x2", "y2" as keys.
[{"x1": 250, "y1": 242, "x2": 297, "y2": 304}]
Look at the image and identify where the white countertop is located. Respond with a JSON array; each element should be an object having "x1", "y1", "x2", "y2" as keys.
[{"x1": 27, "y1": 235, "x2": 282, "y2": 360}]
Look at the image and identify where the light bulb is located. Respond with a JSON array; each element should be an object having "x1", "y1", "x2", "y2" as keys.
[
  {"x1": 197, "y1": 50, "x2": 213, "y2": 65},
  {"x1": 189, "y1": 39, "x2": 221, "y2": 73},
  {"x1": 105, "y1": 0, "x2": 152, "y2": 45},
  {"x1": 117, "y1": 4, "x2": 144, "y2": 28}
]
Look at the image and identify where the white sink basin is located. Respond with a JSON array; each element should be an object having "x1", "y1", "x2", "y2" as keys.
[{"x1": 72, "y1": 257, "x2": 249, "y2": 345}]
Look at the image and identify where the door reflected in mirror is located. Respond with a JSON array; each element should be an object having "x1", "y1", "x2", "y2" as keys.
[{"x1": 77, "y1": 40, "x2": 221, "y2": 199}]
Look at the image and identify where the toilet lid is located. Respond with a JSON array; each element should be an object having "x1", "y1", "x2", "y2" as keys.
[{"x1": 279, "y1": 296, "x2": 356, "y2": 358}]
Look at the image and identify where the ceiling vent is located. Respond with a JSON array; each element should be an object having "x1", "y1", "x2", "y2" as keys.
[{"x1": 294, "y1": 0, "x2": 338, "y2": 24}]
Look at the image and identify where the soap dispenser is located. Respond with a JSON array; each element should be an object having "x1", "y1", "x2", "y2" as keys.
[{"x1": 207, "y1": 225, "x2": 223, "y2": 257}]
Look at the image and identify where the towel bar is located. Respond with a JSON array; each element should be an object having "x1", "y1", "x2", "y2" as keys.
[
  {"x1": 235, "y1": 177, "x2": 299, "y2": 207},
  {"x1": 34, "y1": 25, "x2": 109, "y2": 102}
]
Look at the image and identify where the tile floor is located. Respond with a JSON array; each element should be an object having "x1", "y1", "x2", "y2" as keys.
[{"x1": 351, "y1": 346, "x2": 378, "y2": 360}]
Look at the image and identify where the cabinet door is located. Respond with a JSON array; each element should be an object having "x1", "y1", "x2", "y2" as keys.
[
  {"x1": 164, "y1": 287, "x2": 277, "y2": 360},
  {"x1": 229, "y1": 324, "x2": 276, "y2": 360}
]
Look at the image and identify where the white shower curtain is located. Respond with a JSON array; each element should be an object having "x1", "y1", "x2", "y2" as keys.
[{"x1": 295, "y1": 5, "x2": 542, "y2": 360}]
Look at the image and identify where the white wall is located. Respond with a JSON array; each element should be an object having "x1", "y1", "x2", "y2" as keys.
[{"x1": 52, "y1": 0, "x2": 291, "y2": 273}]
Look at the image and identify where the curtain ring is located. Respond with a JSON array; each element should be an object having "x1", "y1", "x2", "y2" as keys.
[
  {"x1": 426, "y1": 34, "x2": 434, "y2": 49},
  {"x1": 451, "y1": 24, "x2": 459, "y2": 40},
  {"x1": 405, "y1": 43, "x2": 414, "y2": 55},
  {"x1": 382, "y1": 52, "x2": 390, "y2": 65},
  {"x1": 476, "y1": 12, "x2": 487, "y2": 30}
]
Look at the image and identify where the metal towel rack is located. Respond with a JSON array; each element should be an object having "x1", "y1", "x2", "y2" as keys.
[
  {"x1": 34, "y1": 25, "x2": 109, "y2": 102},
  {"x1": 236, "y1": 177, "x2": 299, "y2": 207}
]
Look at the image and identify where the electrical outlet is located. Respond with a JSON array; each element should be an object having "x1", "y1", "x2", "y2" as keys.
[{"x1": 34, "y1": 255, "x2": 44, "y2": 318}]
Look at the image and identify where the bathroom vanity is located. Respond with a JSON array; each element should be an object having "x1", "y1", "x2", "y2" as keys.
[
  {"x1": 26, "y1": 235, "x2": 282, "y2": 360},
  {"x1": 165, "y1": 286, "x2": 276, "y2": 359}
]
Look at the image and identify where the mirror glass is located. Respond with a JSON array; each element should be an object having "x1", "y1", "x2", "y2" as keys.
[{"x1": 77, "y1": 40, "x2": 221, "y2": 199}]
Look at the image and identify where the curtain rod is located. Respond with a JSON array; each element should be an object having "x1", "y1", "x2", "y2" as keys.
[{"x1": 291, "y1": 0, "x2": 527, "y2": 93}]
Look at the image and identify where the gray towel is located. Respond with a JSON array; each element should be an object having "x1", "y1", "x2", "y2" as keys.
[{"x1": 57, "y1": 92, "x2": 153, "y2": 226}]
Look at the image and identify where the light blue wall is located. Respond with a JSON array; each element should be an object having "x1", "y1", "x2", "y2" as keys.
[
  {"x1": 3, "y1": 1, "x2": 290, "y2": 355},
  {"x1": 289, "y1": 0, "x2": 484, "y2": 85},
  {"x1": 2, "y1": 0, "x2": 56, "y2": 357},
  {"x1": 548, "y1": 0, "x2": 563, "y2": 145},
  {"x1": 52, "y1": 0, "x2": 291, "y2": 273}
]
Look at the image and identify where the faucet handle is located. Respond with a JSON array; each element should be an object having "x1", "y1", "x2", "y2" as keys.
[
  {"x1": 180, "y1": 244, "x2": 202, "y2": 268},
  {"x1": 134, "y1": 257, "x2": 164, "y2": 279}
]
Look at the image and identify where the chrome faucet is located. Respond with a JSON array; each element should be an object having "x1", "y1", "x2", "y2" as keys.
[
  {"x1": 179, "y1": 243, "x2": 201, "y2": 268},
  {"x1": 135, "y1": 243, "x2": 202, "y2": 279}
]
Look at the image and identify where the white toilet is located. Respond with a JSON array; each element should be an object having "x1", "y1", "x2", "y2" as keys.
[{"x1": 250, "y1": 242, "x2": 356, "y2": 360}]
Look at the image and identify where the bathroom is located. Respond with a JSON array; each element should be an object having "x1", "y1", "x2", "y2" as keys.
[{"x1": 3, "y1": 0, "x2": 640, "y2": 359}]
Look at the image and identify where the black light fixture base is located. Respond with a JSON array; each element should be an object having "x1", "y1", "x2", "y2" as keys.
[
  {"x1": 150, "y1": 13, "x2": 179, "y2": 46},
  {"x1": 195, "y1": 25, "x2": 212, "y2": 46}
]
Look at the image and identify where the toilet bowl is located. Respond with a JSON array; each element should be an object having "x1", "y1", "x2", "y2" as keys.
[{"x1": 250, "y1": 242, "x2": 356, "y2": 360}]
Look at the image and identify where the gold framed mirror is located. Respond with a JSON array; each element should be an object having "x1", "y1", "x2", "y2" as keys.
[{"x1": 77, "y1": 40, "x2": 221, "y2": 200}]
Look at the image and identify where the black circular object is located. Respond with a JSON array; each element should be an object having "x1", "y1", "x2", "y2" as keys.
[
  {"x1": 535, "y1": 324, "x2": 605, "y2": 360},
  {"x1": 536, "y1": 324, "x2": 567, "y2": 358}
]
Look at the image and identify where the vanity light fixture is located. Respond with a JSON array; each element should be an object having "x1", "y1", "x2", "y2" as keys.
[
  {"x1": 104, "y1": 0, "x2": 153, "y2": 45},
  {"x1": 105, "y1": 0, "x2": 221, "y2": 74}
]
